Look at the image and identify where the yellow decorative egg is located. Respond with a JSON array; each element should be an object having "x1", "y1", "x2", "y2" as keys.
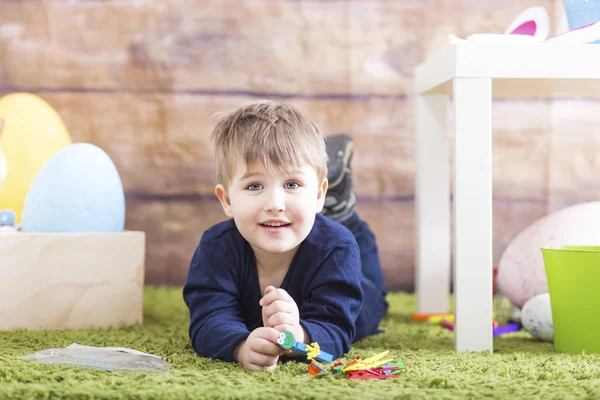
[
  {"x1": 0, "y1": 93, "x2": 72, "y2": 222},
  {"x1": 0, "y1": 149, "x2": 6, "y2": 188}
]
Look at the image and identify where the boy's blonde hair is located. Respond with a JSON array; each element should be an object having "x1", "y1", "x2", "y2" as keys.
[{"x1": 210, "y1": 100, "x2": 328, "y2": 189}]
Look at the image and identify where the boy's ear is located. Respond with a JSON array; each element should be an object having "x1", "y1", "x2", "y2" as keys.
[
  {"x1": 215, "y1": 184, "x2": 234, "y2": 218},
  {"x1": 316, "y1": 178, "x2": 328, "y2": 213}
]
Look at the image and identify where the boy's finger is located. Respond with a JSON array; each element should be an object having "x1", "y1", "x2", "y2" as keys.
[
  {"x1": 259, "y1": 289, "x2": 280, "y2": 306},
  {"x1": 247, "y1": 362, "x2": 275, "y2": 372},
  {"x1": 268, "y1": 313, "x2": 296, "y2": 328},
  {"x1": 265, "y1": 364, "x2": 277, "y2": 372},
  {"x1": 272, "y1": 323, "x2": 295, "y2": 334},
  {"x1": 259, "y1": 288, "x2": 292, "y2": 306},
  {"x1": 263, "y1": 299, "x2": 294, "y2": 317},
  {"x1": 255, "y1": 327, "x2": 283, "y2": 344},
  {"x1": 263, "y1": 285, "x2": 276, "y2": 296},
  {"x1": 254, "y1": 338, "x2": 283, "y2": 356},
  {"x1": 247, "y1": 351, "x2": 279, "y2": 367},
  {"x1": 261, "y1": 306, "x2": 270, "y2": 327}
]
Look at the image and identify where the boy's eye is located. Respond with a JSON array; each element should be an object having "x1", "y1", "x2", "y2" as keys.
[
  {"x1": 284, "y1": 181, "x2": 300, "y2": 190},
  {"x1": 247, "y1": 183, "x2": 263, "y2": 191}
]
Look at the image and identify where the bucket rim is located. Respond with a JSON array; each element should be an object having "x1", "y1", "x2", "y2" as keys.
[{"x1": 541, "y1": 245, "x2": 600, "y2": 253}]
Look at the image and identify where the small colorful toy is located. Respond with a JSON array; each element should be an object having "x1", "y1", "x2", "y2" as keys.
[
  {"x1": 439, "y1": 319, "x2": 517, "y2": 337},
  {"x1": 440, "y1": 319, "x2": 455, "y2": 331},
  {"x1": 334, "y1": 352, "x2": 405, "y2": 380},
  {"x1": 415, "y1": 313, "x2": 498, "y2": 324},
  {"x1": 346, "y1": 364, "x2": 405, "y2": 380},
  {"x1": 439, "y1": 319, "x2": 499, "y2": 331},
  {"x1": 492, "y1": 323, "x2": 522, "y2": 337},
  {"x1": 412, "y1": 313, "x2": 454, "y2": 322},
  {"x1": 276, "y1": 331, "x2": 405, "y2": 379},
  {"x1": 276, "y1": 331, "x2": 333, "y2": 363},
  {"x1": 342, "y1": 350, "x2": 394, "y2": 372}
]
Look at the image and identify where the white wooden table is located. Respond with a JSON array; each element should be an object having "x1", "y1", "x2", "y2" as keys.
[{"x1": 414, "y1": 43, "x2": 600, "y2": 353}]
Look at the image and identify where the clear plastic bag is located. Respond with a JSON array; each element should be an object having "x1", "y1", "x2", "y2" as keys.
[{"x1": 21, "y1": 343, "x2": 170, "y2": 372}]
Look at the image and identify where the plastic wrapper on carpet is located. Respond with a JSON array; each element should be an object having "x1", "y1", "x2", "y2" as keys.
[{"x1": 21, "y1": 343, "x2": 170, "y2": 372}]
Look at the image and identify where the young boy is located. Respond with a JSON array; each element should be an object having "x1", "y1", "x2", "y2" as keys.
[{"x1": 183, "y1": 100, "x2": 387, "y2": 372}]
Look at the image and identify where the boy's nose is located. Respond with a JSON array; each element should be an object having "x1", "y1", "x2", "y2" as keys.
[{"x1": 264, "y1": 188, "x2": 286, "y2": 212}]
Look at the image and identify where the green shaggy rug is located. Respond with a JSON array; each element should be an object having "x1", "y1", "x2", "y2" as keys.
[{"x1": 1, "y1": 287, "x2": 600, "y2": 400}]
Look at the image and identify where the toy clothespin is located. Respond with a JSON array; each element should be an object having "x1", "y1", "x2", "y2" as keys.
[
  {"x1": 346, "y1": 369, "x2": 398, "y2": 380},
  {"x1": 342, "y1": 350, "x2": 393, "y2": 372},
  {"x1": 440, "y1": 319, "x2": 500, "y2": 331},
  {"x1": 428, "y1": 314, "x2": 455, "y2": 324},
  {"x1": 345, "y1": 362, "x2": 405, "y2": 380},
  {"x1": 276, "y1": 331, "x2": 334, "y2": 364},
  {"x1": 307, "y1": 360, "x2": 328, "y2": 376},
  {"x1": 493, "y1": 323, "x2": 521, "y2": 336},
  {"x1": 412, "y1": 313, "x2": 454, "y2": 322},
  {"x1": 330, "y1": 361, "x2": 344, "y2": 375}
]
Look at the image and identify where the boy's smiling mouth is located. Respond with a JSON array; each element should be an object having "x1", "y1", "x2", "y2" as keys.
[{"x1": 260, "y1": 219, "x2": 292, "y2": 232}]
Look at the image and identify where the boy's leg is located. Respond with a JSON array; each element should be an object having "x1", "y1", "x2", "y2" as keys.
[
  {"x1": 343, "y1": 212, "x2": 388, "y2": 296},
  {"x1": 323, "y1": 133, "x2": 387, "y2": 296},
  {"x1": 323, "y1": 133, "x2": 356, "y2": 222}
]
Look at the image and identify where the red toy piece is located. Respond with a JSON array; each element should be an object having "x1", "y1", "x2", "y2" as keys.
[{"x1": 346, "y1": 367, "x2": 401, "y2": 380}]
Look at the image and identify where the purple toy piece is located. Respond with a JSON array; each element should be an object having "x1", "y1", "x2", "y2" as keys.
[{"x1": 493, "y1": 323, "x2": 522, "y2": 337}]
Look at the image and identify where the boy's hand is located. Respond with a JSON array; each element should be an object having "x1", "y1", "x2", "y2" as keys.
[
  {"x1": 260, "y1": 286, "x2": 305, "y2": 343},
  {"x1": 235, "y1": 327, "x2": 285, "y2": 372}
]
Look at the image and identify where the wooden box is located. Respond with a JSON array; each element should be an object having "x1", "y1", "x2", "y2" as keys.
[{"x1": 0, "y1": 231, "x2": 145, "y2": 330}]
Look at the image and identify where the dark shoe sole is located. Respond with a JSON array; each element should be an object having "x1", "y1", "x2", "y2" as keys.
[{"x1": 325, "y1": 133, "x2": 354, "y2": 189}]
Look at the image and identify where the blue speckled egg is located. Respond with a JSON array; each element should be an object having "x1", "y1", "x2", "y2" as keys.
[
  {"x1": 21, "y1": 143, "x2": 125, "y2": 233},
  {"x1": 521, "y1": 293, "x2": 554, "y2": 342}
]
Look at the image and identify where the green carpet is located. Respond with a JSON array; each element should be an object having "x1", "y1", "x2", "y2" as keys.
[{"x1": 2, "y1": 287, "x2": 600, "y2": 400}]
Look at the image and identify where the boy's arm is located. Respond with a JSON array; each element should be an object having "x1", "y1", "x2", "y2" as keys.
[
  {"x1": 298, "y1": 240, "x2": 364, "y2": 359},
  {"x1": 183, "y1": 235, "x2": 250, "y2": 362}
]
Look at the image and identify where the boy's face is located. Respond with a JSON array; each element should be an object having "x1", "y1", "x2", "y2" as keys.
[{"x1": 215, "y1": 160, "x2": 328, "y2": 259}]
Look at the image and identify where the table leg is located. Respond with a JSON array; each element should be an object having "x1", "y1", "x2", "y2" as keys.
[
  {"x1": 453, "y1": 78, "x2": 493, "y2": 353},
  {"x1": 415, "y1": 94, "x2": 450, "y2": 314}
]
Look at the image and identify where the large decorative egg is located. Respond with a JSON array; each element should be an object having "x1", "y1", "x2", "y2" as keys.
[
  {"x1": 21, "y1": 143, "x2": 125, "y2": 233},
  {"x1": 497, "y1": 202, "x2": 600, "y2": 308},
  {"x1": 0, "y1": 93, "x2": 72, "y2": 222}
]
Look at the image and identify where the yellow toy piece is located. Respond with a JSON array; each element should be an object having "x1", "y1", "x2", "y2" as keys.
[
  {"x1": 342, "y1": 350, "x2": 394, "y2": 372},
  {"x1": 305, "y1": 343, "x2": 321, "y2": 361},
  {"x1": 0, "y1": 93, "x2": 72, "y2": 222}
]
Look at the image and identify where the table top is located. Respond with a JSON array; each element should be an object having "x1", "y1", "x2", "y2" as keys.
[{"x1": 415, "y1": 43, "x2": 600, "y2": 98}]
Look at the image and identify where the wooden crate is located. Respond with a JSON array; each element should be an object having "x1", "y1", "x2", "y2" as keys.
[{"x1": 0, "y1": 231, "x2": 145, "y2": 330}]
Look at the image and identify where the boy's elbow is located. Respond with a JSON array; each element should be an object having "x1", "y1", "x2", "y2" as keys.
[
  {"x1": 188, "y1": 317, "x2": 218, "y2": 360},
  {"x1": 329, "y1": 322, "x2": 355, "y2": 359},
  {"x1": 188, "y1": 323, "x2": 208, "y2": 358},
  {"x1": 189, "y1": 328, "x2": 226, "y2": 361},
  {"x1": 188, "y1": 318, "x2": 248, "y2": 363},
  {"x1": 337, "y1": 336, "x2": 353, "y2": 359}
]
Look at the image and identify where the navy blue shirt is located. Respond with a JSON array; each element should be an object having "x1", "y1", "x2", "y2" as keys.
[{"x1": 183, "y1": 213, "x2": 387, "y2": 362}]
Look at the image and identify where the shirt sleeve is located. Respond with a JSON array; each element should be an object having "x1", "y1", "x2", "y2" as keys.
[
  {"x1": 298, "y1": 239, "x2": 364, "y2": 359},
  {"x1": 182, "y1": 234, "x2": 250, "y2": 362}
]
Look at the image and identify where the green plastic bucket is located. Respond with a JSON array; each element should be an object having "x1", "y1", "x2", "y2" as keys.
[{"x1": 542, "y1": 246, "x2": 600, "y2": 354}]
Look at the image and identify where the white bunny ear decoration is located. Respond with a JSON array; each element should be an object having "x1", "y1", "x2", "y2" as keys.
[
  {"x1": 505, "y1": 6, "x2": 550, "y2": 40},
  {"x1": 545, "y1": 20, "x2": 600, "y2": 44}
]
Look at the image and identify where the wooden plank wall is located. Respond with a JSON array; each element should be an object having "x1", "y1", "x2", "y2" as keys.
[{"x1": 2, "y1": 0, "x2": 600, "y2": 291}]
